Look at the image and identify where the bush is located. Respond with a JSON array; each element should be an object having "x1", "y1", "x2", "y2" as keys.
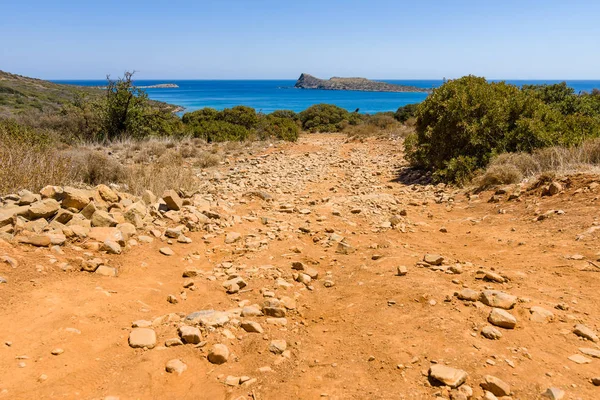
[
  {"x1": 298, "y1": 104, "x2": 351, "y2": 132},
  {"x1": 256, "y1": 115, "x2": 300, "y2": 141},
  {"x1": 394, "y1": 103, "x2": 419, "y2": 123},
  {"x1": 270, "y1": 110, "x2": 298, "y2": 120},
  {"x1": 187, "y1": 120, "x2": 250, "y2": 142},
  {"x1": 406, "y1": 75, "x2": 600, "y2": 183}
]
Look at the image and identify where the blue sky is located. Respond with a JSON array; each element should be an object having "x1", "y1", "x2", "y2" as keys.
[{"x1": 1, "y1": 0, "x2": 599, "y2": 80}]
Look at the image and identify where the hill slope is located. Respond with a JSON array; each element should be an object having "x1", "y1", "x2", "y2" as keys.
[{"x1": 0, "y1": 70, "x2": 181, "y2": 117}]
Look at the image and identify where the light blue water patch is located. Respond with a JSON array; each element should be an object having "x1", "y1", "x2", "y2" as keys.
[{"x1": 54, "y1": 79, "x2": 600, "y2": 114}]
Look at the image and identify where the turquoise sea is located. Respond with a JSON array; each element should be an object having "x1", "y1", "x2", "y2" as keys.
[{"x1": 55, "y1": 79, "x2": 600, "y2": 115}]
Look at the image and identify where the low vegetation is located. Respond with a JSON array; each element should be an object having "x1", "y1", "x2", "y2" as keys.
[{"x1": 405, "y1": 76, "x2": 600, "y2": 183}]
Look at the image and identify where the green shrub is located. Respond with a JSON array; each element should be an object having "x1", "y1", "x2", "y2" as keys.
[
  {"x1": 220, "y1": 106, "x2": 258, "y2": 129},
  {"x1": 182, "y1": 108, "x2": 219, "y2": 125},
  {"x1": 270, "y1": 110, "x2": 298, "y2": 120},
  {"x1": 299, "y1": 104, "x2": 351, "y2": 132},
  {"x1": 257, "y1": 115, "x2": 300, "y2": 141},
  {"x1": 405, "y1": 75, "x2": 600, "y2": 183},
  {"x1": 187, "y1": 120, "x2": 250, "y2": 142},
  {"x1": 394, "y1": 103, "x2": 419, "y2": 123}
]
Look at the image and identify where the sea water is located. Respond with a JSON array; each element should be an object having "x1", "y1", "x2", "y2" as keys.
[{"x1": 55, "y1": 79, "x2": 600, "y2": 114}]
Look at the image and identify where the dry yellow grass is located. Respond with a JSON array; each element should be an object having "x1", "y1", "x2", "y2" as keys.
[{"x1": 477, "y1": 138, "x2": 600, "y2": 189}]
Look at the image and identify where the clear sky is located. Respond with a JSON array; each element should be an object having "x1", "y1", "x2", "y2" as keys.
[{"x1": 1, "y1": 0, "x2": 599, "y2": 80}]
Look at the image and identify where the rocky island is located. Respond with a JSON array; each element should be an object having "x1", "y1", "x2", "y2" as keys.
[
  {"x1": 137, "y1": 83, "x2": 179, "y2": 89},
  {"x1": 294, "y1": 73, "x2": 430, "y2": 93}
]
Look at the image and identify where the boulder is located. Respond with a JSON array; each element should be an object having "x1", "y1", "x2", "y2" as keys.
[
  {"x1": 428, "y1": 364, "x2": 468, "y2": 388},
  {"x1": 162, "y1": 190, "x2": 183, "y2": 211},
  {"x1": 26, "y1": 199, "x2": 60, "y2": 219},
  {"x1": 62, "y1": 187, "x2": 91, "y2": 210},
  {"x1": 128, "y1": 328, "x2": 157, "y2": 349}
]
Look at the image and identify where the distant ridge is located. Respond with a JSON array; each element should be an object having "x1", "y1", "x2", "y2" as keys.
[{"x1": 294, "y1": 73, "x2": 430, "y2": 93}]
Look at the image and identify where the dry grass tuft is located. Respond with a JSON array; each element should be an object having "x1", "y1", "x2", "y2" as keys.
[
  {"x1": 477, "y1": 138, "x2": 600, "y2": 189},
  {"x1": 0, "y1": 138, "x2": 75, "y2": 195}
]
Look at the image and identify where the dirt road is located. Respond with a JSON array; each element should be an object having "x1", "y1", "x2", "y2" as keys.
[{"x1": 1, "y1": 134, "x2": 600, "y2": 399}]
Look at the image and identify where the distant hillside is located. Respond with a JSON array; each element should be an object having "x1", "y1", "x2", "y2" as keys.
[
  {"x1": 0, "y1": 70, "x2": 181, "y2": 117},
  {"x1": 0, "y1": 70, "x2": 101, "y2": 116},
  {"x1": 294, "y1": 73, "x2": 430, "y2": 93}
]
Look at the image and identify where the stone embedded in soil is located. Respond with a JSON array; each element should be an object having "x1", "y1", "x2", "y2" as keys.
[
  {"x1": 178, "y1": 326, "x2": 202, "y2": 344},
  {"x1": 165, "y1": 359, "x2": 187, "y2": 375},
  {"x1": 207, "y1": 344, "x2": 229, "y2": 364},
  {"x1": 269, "y1": 339, "x2": 287, "y2": 354},
  {"x1": 225, "y1": 232, "x2": 241, "y2": 244},
  {"x1": 128, "y1": 328, "x2": 157, "y2": 349},
  {"x1": 573, "y1": 324, "x2": 599, "y2": 342},
  {"x1": 397, "y1": 266, "x2": 408, "y2": 276},
  {"x1": 568, "y1": 354, "x2": 592, "y2": 364},
  {"x1": 488, "y1": 308, "x2": 517, "y2": 329},
  {"x1": 542, "y1": 387, "x2": 565, "y2": 399},
  {"x1": 159, "y1": 247, "x2": 174, "y2": 256},
  {"x1": 423, "y1": 254, "x2": 444, "y2": 266},
  {"x1": 240, "y1": 321, "x2": 264, "y2": 333},
  {"x1": 592, "y1": 377, "x2": 600, "y2": 386},
  {"x1": 428, "y1": 364, "x2": 468, "y2": 388},
  {"x1": 530, "y1": 306, "x2": 554, "y2": 323},
  {"x1": 480, "y1": 375, "x2": 511, "y2": 397},
  {"x1": 457, "y1": 289, "x2": 479, "y2": 302},
  {"x1": 579, "y1": 347, "x2": 600, "y2": 358},
  {"x1": 481, "y1": 325, "x2": 503, "y2": 340},
  {"x1": 479, "y1": 290, "x2": 517, "y2": 310},
  {"x1": 95, "y1": 266, "x2": 117, "y2": 277}
]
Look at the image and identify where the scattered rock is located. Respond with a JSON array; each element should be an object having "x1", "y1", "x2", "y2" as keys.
[
  {"x1": 128, "y1": 328, "x2": 157, "y2": 349},
  {"x1": 207, "y1": 344, "x2": 229, "y2": 364},
  {"x1": 428, "y1": 364, "x2": 468, "y2": 388},
  {"x1": 488, "y1": 308, "x2": 517, "y2": 329},
  {"x1": 165, "y1": 359, "x2": 187, "y2": 375}
]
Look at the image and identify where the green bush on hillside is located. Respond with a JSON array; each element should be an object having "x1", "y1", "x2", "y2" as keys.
[{"x1": 405, "y1": 75, "x2": 600, "y2": 183}]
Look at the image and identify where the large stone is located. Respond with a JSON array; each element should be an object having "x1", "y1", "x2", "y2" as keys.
[
  {"x1": 102, "y1": 240, "x2": 122, "y2": 255},
  {"x1": 240, "y1": 321, "x2": 264, "y2": 333},
  {"x1": 428, "y1": 364, "x2": 468, "y2": 388},
  {"x1": 185, "y1": 310, "x2": 230, "y2": 327},
  {"x1": 91, "y1": 210, "x2": 118, "y2": 227},
  {"x1": 165, "y1": 359, "x2": 187, "y2": 375},
  {"x1": 162, "y1": 190, "x2": 183, "y2": 211},
  {"x1": 97, "y1": 185, "x2": 119, "y2": 203},
  {"x1": 423, "y1": 254, "x2": 444, "y2": 266},
  {"x1": 54, "y1": 208, "x2": 74, "y2": 224},
  {"x1": 542, "y1": 387, "x2": 565, "y2": 399},
  {"x1": 573, "y1": 324, "x2": 599, "y2": 342},
  {"x1": 62, "y1": 187, "x2": 91, "y2": 210},
  {"x1": 479, "y1": 290, "x2": 517, "y2": 310},
  {"x1": 488, "y1": 308, "x2": 517, "y2": 329},
  {"x1": 128, "y1": 328, "x2": 157, "y2": 349},
  {"x1": 178, "y1": 326, "x2": 202, "y2": 344},
  {"x1": 480, "y1": 375, "x2": 511, "y2": 397},
  {"x1": 207, "y1": 344, "x2": 229, "y2": 364},
  {"x1": 457, "y1": 289, "x2": 480, "y2": 302},
  {"x1": 40, "y1": 185, "x2": 64, "y2": 200},
  {"x1": 26, "y1": 199, "x2": 60, "y2": 219},
  {"x1": 530, "y1": 306, "x2": 554, "y2": 323},
  {"x1": 88, "y1": 227, "x2": 125, "y2": 246},
  {"x1": 269, "y1": 339, "x2": 287, "y2": 354},
  {"x1": 225, "y1": 232, "x2": 241, "y2": 244},
  {"x1": 481, "y1": 325, "x2": 503, "y2": 340}
]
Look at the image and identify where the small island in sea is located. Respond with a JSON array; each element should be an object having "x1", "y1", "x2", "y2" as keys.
[
  {"x1": 294, "y1": 73, "x2": 430, "y2": 93},
  {"x1": 137, "y1": 83, "x2": 179, "y2": 89}
]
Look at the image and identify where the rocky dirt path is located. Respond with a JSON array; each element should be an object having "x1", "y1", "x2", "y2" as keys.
[{"x1": 2, "y1": 134, "x2": 600, "y2": 399}]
